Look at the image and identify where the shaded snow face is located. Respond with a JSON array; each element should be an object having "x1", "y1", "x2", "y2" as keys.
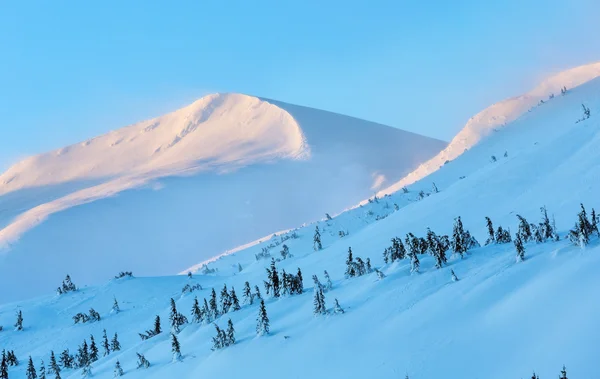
[{"x1": 0, "y1": 93, "x2": 445, "y2": 302}]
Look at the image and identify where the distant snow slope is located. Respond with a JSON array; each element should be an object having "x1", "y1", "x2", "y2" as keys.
[
  {"x1": 0, "y1": 93, "x2": 445, "y2": 302},
  {"x1": 1, "y1": 69, "x2": 599, "y2": 379},
  {"x1": 379, "y1": 61, "x2": 600, "y2": 194}
]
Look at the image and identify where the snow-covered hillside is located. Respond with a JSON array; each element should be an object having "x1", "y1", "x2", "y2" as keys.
[
  {"x1": 1, "y1": 64, "x2": 599, "y2": 378},
  {"x1": 379, "y1": 61, "x2": 600, "y2": 194},
  {"x1": 0, "y1": 94, "x2": 445, "y2": 302}
]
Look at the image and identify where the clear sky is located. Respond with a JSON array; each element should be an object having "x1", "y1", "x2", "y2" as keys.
[{"x1": 1, "y1": 0, "x2": 599, "y2": 171}]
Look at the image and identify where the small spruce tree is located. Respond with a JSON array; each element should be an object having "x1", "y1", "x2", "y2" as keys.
[
  {"x1": 171, "y1": 333, "x2": 182, "y2": 362},
  {"x1": 229, "y1": 287, "x2": 241, "y2": 312},
  {"x1": 515, "y1": 233, "x2": 525, "y2": 262},
  {"x1": 27, "y1": 356, "x2": 38, "y2": 379},
  {"x1": 102, "y1": 329, "x2": 110, "y2": 356},
  {"x1": 114, "y1": 360, "x2": 124, "y2": 377},
  {"x1": 111, "y1": 333, "x2": 121, "y2": 352},
  {"x1": 226, "y1": 319, "x2": 235, "y2": 346},
  {"x1": 313, "y1": 226, "x2": 323, "y2": 251},
  {"x1": 333, "y1": 298, "x2": 344, "y2": 314},
  {"x1": 111, "y1": 297, "x2": 120, "y2": 313},
  {"x1": 256, "y1": 299, "x2": 270, "y2": 336}
]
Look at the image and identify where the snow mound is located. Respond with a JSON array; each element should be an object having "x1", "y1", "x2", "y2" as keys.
[{"x1": 380, "y1": 61, "x2": 600, "y2": 194}]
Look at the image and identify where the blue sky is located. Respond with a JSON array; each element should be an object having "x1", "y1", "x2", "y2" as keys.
[{"x1": 1, "y1": 0, "x2": 599, "y2": 170}]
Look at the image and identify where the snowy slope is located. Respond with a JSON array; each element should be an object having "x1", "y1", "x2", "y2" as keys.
[
  {"x1": 0, "y1": 94, "x2": 445, "y2": 302},
  {"x1": 1, "y1": 65, "x2": 600, "y2": 378},
  {"x1": 379, "y1": 60, "x2": 600, "y2": 194}
]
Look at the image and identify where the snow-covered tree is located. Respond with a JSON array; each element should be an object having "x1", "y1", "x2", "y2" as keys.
[
  {"x1": 516, "y1": 215, "x2": 533, "y2": 243},
  {"x1": 451, "y1": 269, "x2": 459, "y2": 282},
  {"x1": 314, "y1": 226, "x2": 323, "y2": 251},
  {"x1": 0, "y1": 352, "x2": 7, "y2": 379},
  {"x1": 375, "y1": 268, "x2": 386, "y2": 280},
  {"x1": 256, "y1": 299, "x2": 270, "y2": 336},
  {"x1": 111, "y1": 297, "x2": 120, "y2": 314},
  {"x1": 313, "y1": 286, "x2": 327, "y2": 315},
  {"x1": 211, "y1": 324, "x2": 227, "y2": 350},
  {"x1": 113, "y1": 360, "x2": 124, "y2": 377},
  {"x1": 269, "y1": 259, "x2": 280, "y2": 297},
  {"x1": 49, "y1": 351, "x2": 61, "y2": 377},
  {"x1": 76, "y1": 340, "x2": 89, "y2": 369},
  {"x1": 111, "y1": 333, "x2": 121, "y2": 352},
  {"x1": 559, "y1": 365, "x2": 568, "y2": 379},
  {"x1": 366, "y1": 258, "x2": 373, "y2": 273},
  {"x1": 14, "y1": 310, "x2": 23, "y2": 331},
  {"x1": 324, "y1": 270, "x2": 333, "y2": 291},
  {"x1": 333, "y1": 298, "x2": 344, "y2": 314},
  {"x1": 345, "y1": 247, "x2": 356, "y2": 278},
  {"x1": 243, "y1": 281, "x2": 253, "y2": 305},
  {"x1": 101, "y1": 330, "x2": 110, "y2": 357},
  {"x1": 209, "y1": 288, "x2": 219, "y2": 318},
  {"x1": 171, "y1": 333, "x2": 182, "y2": 362},
  {"x1": 219, "y1": 285, "x2": 231, "y2": 314},
  {"x1": 27, "y1": 356, "x2": 37, "y2": 379},
  {"x1": 515, "y1": 233, "x2": 525, "y2": 262},
  {"x1": 226, "y1": 319, "x2": 235, "y2": 346},
  {"x1": 89, "y1": 335, "x2": 99, "y2": 362},
  {"x1": 39, "y1": 360, "x2": 46, "y2": 379},
  {"x1": 136, "y1": 353, "x2": 150, "y2": 369},
  {"x1": 254, "y1": 285, "x2": 262, "y2": 301},
  {"x1": 485, "y1": 217, "x2": 495, "y2": 245},
  {"x1": 59, "y1": 349, "x2": 74, "y2": 369},
  {"x1": 191, "y1": 297, "x2": 203, "y2": 323},
  {"x1": 495, "y1": 226, "x2": 512, "y2": 243},
  {"x1": 452, "y1": 217, "x2": 467, "y2": 258},
  {"x1": 88, "y1": 308, "x2": 101, "y2": 322},
  {"x1": 229, "y1": 287, "x2": 241, "y2": 311},
  {"x1": 280, "y1": 244, "x2": 291, "y2": 260}
]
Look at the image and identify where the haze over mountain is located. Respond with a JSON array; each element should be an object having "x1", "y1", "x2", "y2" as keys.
[
  {"x1": 1, "y1": 62, "x2": 600, "y2": 379},
  {"x1": 0, "y1": 94, "x2": 445, "y2": 302}
]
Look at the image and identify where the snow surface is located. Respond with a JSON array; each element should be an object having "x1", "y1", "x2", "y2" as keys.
[
  {"x1": 379, "y1": 60, "x2": 600, "y2": 195},
  {"x1": 0, "y1": 93, "x2": 445, "y2": 302},
  {"x1": 1, "y1": 64, "x2": 600, "y2": 378}
]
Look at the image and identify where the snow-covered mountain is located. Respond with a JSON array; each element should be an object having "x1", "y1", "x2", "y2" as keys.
[
  {"x1": 379, "y1": 61, "x2": 600, "y2": 194},
  {"x1": 1, "y1": 63, "x2": 600, "y2": 379},
  {"x1": 0, "y1": 93, "x2": 445, "y2": 302}
]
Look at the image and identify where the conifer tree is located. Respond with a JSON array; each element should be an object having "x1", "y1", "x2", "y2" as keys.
[
  {"x1": 451, "y1": 269, "x2": 459, "y2": 282},
  {"x1": 366, "y1": 258, "x2": 373, "y2": 273},
  {"x1": 591, "y1": 208, "x2": 599, "y2": 236},
  {"x1": 27, "y1": 356, "x2": 37, "y2": 379},
  {"x1": 111, "y1": 333, "x2": 121, "y2": 352},
  {"x1": 229, "y1": 287, "x2": 241, "y2": 311},
  {"x1": 111, "y1": 297, "x2": 120, "y2": 314},
  {"x1": 313, "y1": 226, "x2": 322, "y2": 251},
  {"x1": 191, "y1": 297, "x2": 203, "y2": 323},
  {"x1": 14, "y1": 310, "x2": 23, "y2": 331},
  {"x1": 226, "y1": 319, "x2": 235, "y2": 345},
  {"x1": 333, "y1": 298, "x2": 344, "y2": 314},
  {"x1": 136, "y1": 353, "x2": 150, "y2": 369},
  {"x1": 281, "y1": 269, "x2": 290, "y2": 295},
  {"x1": 171, "y1": 333, "x2": 182, "y2": 362},
  {"x1": 89, "y1": 335, "x2": 99, "y2": 362},
  {"x1": 153, "y1": 315, "x2": 162, "y2": 335},
  {"x1": 313, "y1": 286, "x2": 327, "y2": 315},
  {"x1": 280, "y1": 244, "x2": 291, "y2": 259},
  {"x1": 485, "y1": 217, "x2": 495, "y2": 245},
  {"x1": 516, "y1": 215, "x2": 533, "y2": 242},
  {"x1": 0, "y1": 352, "x2": 7, "y2": 379},
  {"x1": 49, "y1": 351, "x2": 60, "y2": 377},
  {"x1": 114, "y1": 360, "x2": 124, "y2": 377},
  {"x1": 324, "y1": 270, "x2": 333, "y2": 291},
  {"x1": 211, "y1": 325, "x2": 225, "y2": 350},
  {"x1": 345, "y1": 247, "x2": 356, "y2": 278},
  {"x1": 202, "y1": 298, "x2": 212, "y2": 323},
  {"x1": 256, "y1": 299, "x2": 270, "y2": 336},
  {"x1": 559, "y1": 365, "x2": 568, "y2": 379},
  {"x1": 219, "y1": 285, "x2": 231, "y2": 314},
  {"x1": 102, "y1": 329, "x2": 110, "y2": 357},
  {"x1": 76, "y1": 340, "x2": 89, "y2": 369},
  {"x1": 209, "y1": 288, "x2": 219, "y2": 318},
  {"x1": 270, "y1": 258, "x2": 280, "y2": 297},
  {"x1": 254, "y1": 285, "x2": 262, "y2": 301},
  {"x1": 59, "y1": 349, "x2": 74, "y2": 369},
  {"x1": 242, "y1": 281, "x2": 253, "y2": 305},
  {"x1": 452, "y1": 217, "x2": 467, "y2": 258},
  {"x1": 515, "y1": 233, "x2": 525, "y2": 262},
  {"x1": 39, "y1": 360, "x2": 46, "y2": 379}
]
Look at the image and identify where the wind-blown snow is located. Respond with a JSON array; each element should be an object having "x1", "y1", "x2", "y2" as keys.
[
  {"x1": 379, "y1": 61, "x2": 600, "y2": 194},
  {"x1": 0, "y1": 93, "x2": 445, "y2": 302}
]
